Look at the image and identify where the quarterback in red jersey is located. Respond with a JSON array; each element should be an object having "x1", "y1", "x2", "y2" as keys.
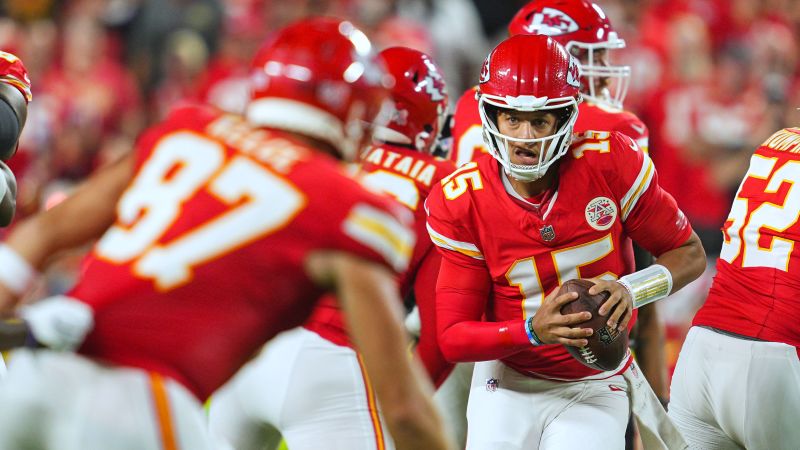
[
  {"x1": 669, "y1": 127, "x2": 800, "y2": 449},
  {"x1": 0, "y1": 19, "x2": 451, "y2": 450},
  {"x1": 208, "y1": 46, "x2": 456, "y2": 450},
  {"x1": 426, "y1": 34, "x2": 705, "y2": 449},
  {"x1": 448, "y1": 1, "x2": 669, "y2": 420},
  {"x1": 506, "y1": 0, "x2": 672, "y2": 424},
  {"x1": 0, "y1": 50, "x2": 31, "y2": 225}
]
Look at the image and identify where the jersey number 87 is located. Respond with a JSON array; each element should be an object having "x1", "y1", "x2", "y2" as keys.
[{"x1": 96, "y1": 132, "x2": 306, "y2": 290}]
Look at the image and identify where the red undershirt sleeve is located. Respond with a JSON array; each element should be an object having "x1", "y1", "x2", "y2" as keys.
[
  {"x1": 436, "y1": 255, "x2": 532, "y2": 363},
  {"x1": 412, "y1": 250, "x2": 453, "y2": 387}
]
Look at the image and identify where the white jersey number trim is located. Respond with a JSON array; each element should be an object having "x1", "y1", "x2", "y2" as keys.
[
  {"x1": 720, "y1": 155, "x2": 800, "y2": 271},
  {"x1": 97, "y1": 132, "x2": 305, "y2": 290},
  {"x1": 360, "y1": 169, "x2": 420, "y2": 211},
  {"x1": 506, "y1": 234, "x2": 615, "y2": 319}
]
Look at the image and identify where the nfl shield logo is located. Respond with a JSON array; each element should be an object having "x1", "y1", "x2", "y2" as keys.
[
  {"x1": 486, "y1": 378, "x2": 499, "y2": 392},
  {"x1": 598, "y1": 326, "x2": 620, "y2": 345},
  {"x1": 540, "y1": 225, "x2": 556, "y2": 241}
]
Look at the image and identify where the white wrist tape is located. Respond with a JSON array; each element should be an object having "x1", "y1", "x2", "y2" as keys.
[
  {"x1": 616, "y1": 264, "x2": 673, "y2": 309},
  {"x1": 0, "y1": 244, "x2": 38, "y2": 295}
]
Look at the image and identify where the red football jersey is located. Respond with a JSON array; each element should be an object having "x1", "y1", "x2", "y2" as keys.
[
  {"x1": 451, "y1": 87, "x2": 484, "y2": 167},
  {"x1": 0, "y1": 51, "x2": 31, "y2": 103},
  {"x1": 573, "y1": 101, "x2": 649, "y2": 153},
  {"x1": 450, "y1": 86, "x2": 649, "y2": 166},
  {"x1": 71, "y1": 105, "x2": 416, "y2": 401},
  {"x1": 427, "y1": 131, "x2": 692, "y2": 380},
  {"x1": 305, "y1": 143, "x2": 455, "y2": 345},
  {"x1": 694, "y1": 128, "x2": 800, "y2": 349}
]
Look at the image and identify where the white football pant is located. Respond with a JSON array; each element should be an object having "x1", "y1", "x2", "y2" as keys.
[
  {"x1": 466, "y1": 360, "x2": 629, "y2": 450},
  {"x1": 433, "y1": 361, "x2": 473, "y2": 449},
  {"x1": 0, "y1": 349, "x2": 212, "y2": 450},
  {"x1": 209, "y1": 327, "x2": 393, "y2": 450},
  {"x1": 669, "y1": 326, "x2": 800, "y2": 450}
]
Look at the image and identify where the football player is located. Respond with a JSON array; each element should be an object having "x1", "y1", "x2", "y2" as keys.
[
  {"x1": 669, "y1": 127, "x2": 800, "y2": 449},
  {"x1": 507, "y1": 1, "x2": 671, "y2": 440},
  {"x1": 208, "y1": 46, "x2": 456, "y2": 450},
  {"x1": 426, "y1": 34, "x2": 705, "y2": 449},
  {"x1": 0, "y1": 50, "x2": 31, "y2": 226},
  {"x1": 0, "y1": 19, "x2": 451, "y2": 450},
  {"x1": 451, "y1": 0, "x2": 643, "y2": 167},
  {"x1": 445, "y1": 3, "x2": 669, "y2": 442}
]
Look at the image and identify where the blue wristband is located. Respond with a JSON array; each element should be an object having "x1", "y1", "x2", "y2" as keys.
[{"x1": 525, "y1": 317, "x2": 542, "y2": 346}]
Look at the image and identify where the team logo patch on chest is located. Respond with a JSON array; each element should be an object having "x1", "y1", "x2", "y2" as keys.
[{"x1": 585, "y1": 197, "x2": 617, "y2": 231}]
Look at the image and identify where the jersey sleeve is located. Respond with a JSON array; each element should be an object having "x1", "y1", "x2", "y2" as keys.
[
  {"x1": 424, "y1": 182, "x2": 485, "y2": 267},
  {"x1": 605, "y1": 132, "x2": 692, "y2": 256},
  {"x1": 0, "y1": 52, "x2": 31, "y2": 103},
  {"x1": 332, "y1": 179, "x2": 417, "y2": 274},
  {"x1": 614, "y1": 115, "x2": 649, "y2": 154}
]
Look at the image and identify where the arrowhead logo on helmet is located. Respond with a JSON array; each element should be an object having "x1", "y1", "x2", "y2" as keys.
[
  {"x1": 566, "y1": 55, "x2": 581, "y2": 88},
  {"x1": 524, "y1": 8, "x2": 579, "y2": 35},
  {"x1": 423, "y1": 74, "x2": 445, "y2": 102},
  {"x1": 479, "y1": 54, "x2": 491, "y2": 84}
]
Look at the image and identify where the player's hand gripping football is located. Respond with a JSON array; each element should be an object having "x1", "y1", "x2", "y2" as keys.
[
  {"x1": 588, "y1": 279, "x2": 633, "y2": 332},
  {"x1": 529, "y1": 288, "x2": 593, "y2": 347}
]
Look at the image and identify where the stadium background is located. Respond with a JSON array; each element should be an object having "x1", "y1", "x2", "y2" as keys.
[{"x1": 1, "y1": 0, "x2": 798, "y2": 381}]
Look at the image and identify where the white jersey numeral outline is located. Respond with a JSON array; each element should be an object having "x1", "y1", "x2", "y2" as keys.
[
  {"x1": 96, "y1": 131, "x2": 306, "y2": 290},
  {"x1": 454, "y1": 124, "x2": 487, "y2": 167},
  {"x1": 571, "y1": 131, "x2": 611, "y2": 159},
  {"x1": 720, "y1": 155, "x2": 800, "y2": 271},
  {"x1": 360, "y1": 169, "x2": 420, "y2": 211},
  {"x1": 506, "y1": 234, "x2": 616, "y2": 319}
]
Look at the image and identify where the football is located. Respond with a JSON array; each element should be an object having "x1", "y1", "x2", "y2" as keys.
[{"x1": 558, "y1": 279, "x2": 629, "y2": 371}]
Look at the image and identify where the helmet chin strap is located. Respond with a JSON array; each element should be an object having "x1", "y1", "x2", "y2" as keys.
[
  {"x1": 501, "y1": 137, "x2": 553, "y2": 182},
  {"x1": 506, "y1": 166, "x2": 546, "y2": 182}
]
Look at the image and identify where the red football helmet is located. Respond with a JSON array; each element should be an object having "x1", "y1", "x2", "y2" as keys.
[
  {"x1": 0, "y1": 51, "x2": 32, "y2": 103},
  {"x1": 508, "y1": 0, "x2": 630, "y2": 109},
  {"x1": 478, "y1": 34, "x2": 581, "y2": 181},
  {"x1": 247, "y1": 18, "x2": 392, "y2": 161},
  {"x1": 373, "y1": 47, "x2": 448, "y2": 154}
]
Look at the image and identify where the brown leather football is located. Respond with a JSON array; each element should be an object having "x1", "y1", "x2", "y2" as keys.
[{"x1": 558, "y1": 279, "x2": 629, "y2": 371}]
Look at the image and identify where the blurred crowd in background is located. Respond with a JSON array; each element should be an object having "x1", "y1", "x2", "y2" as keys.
[{"x1": 1, "y1": 0, "x2": 799, "y2": 379}]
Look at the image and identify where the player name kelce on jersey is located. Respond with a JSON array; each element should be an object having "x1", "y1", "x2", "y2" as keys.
[
  {"x1": 362, "y1": 146, "x2": 440, "y2": 187},
  {"x1": 205, "y1": 113, "x2": 309, "y2": 173}
]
